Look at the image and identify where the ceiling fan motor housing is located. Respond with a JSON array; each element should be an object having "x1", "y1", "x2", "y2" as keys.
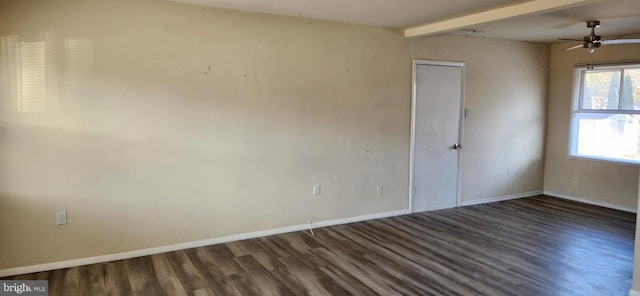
[
  {"x1": 583, "y1": 20, "x2": 602, "y2": 49},
  {"x1": 583, "y1": 34, "x2": 602, "y2": 48}
]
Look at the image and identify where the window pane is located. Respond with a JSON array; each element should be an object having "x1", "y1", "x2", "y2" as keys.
[
  {"x1": 581, "y1": 70, "x2": 621, "y2": 110},
  {"x1": 575, "y1": 113, "x2": 640, "y2": 162},
  {"x1": 621, "y1": 69, "x2": 640, "y2": 110}
]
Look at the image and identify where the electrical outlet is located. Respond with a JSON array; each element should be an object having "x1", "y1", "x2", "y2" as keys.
[
  {"x1": 313, "y1": 184, "x2": 320, "y2": 196},
  {"x1": 377, "y1": 186, "x2": 384, "y2": 197},
  {"x1": 56, "y1": 210, "x2": 67, "y2": 225},
  {"x1": 507, "y1": 166, "x2": 512, "y2": 176}
]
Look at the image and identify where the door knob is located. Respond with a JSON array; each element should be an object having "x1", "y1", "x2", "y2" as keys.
[{"x1": 452, "y1": 144, "x2": 461, "y2": 150}]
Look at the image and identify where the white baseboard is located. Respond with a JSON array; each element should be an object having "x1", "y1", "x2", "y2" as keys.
[
  {"x1": 460, "y1": 190, "x2": 543, "y2": 207},
  {"x1": 629, "y1": 289, "x2": 640, "y2": 296},
  {"x1": 543, "y1": 191, "x2": 637, "y2": 213},
  {"x1": 0, "y1": 209, "x2": 410, "y2": 278}
]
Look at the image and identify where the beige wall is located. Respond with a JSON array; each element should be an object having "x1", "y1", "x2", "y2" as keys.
[
  {"x1": 544, "y1": 41, "x2": 640, "y2": 209},
  {"x1": 408, "y1": 37, "x2": 548, "y2": 201},
  {"x1": 0, "y1": 0, "x2": 548, "y2": 269}
]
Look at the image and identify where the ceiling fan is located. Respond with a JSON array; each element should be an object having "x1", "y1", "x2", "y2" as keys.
[{"x1": 563, "y1": 20, "x2": 640, "y2": 53}]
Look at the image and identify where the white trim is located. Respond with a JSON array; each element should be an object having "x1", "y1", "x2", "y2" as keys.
[
  {"x1": 460, "y1": 190, "x2": 542, "y2": 206},
  {"x1": 456, "y1": 64, "x2": 467, "y2": 209},
  {"x1": 569, "y1": 63, "x2": 640, "y2": 166},
  {"x1": 0, "y1": 209, "x2": 410, "y2": 277},
  {"x1": 409, "y1": 60, "x2": 417, "y2": 213},
  {"x1": 568, "y1": 154, "x2": 640, "y2": 167},
  {"x1": 409, "y1": 59, "x2": 466, "y2": 213},
  {"x1": 544, "y1": 191, "x2": 637, "y2": 213},
  {"x1": 628, "y1": 289, "x2": 640, "y2": 296}
]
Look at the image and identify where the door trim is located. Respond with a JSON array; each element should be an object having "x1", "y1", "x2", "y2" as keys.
[{"x1": 409, "y1": 59, "x2": 466, "y2": 213}]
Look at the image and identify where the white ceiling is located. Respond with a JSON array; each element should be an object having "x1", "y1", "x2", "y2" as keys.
[
  {"x1": 465, "y1": 0, "x2": 640, "y2": 42},
  {"x1": 171, "y1": 0, "x2": 640, "y2": 43}
]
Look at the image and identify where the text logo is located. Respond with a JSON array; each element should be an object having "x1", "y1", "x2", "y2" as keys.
[{"x1": 0, "y1": 281, "x2": 48, "y2": 296}]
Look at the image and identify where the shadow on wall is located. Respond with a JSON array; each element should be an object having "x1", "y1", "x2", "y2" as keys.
[
  {"x1": 0, "y1": 120, "x2": 254, "y2": 267},
  {"x1": 0, "y1": 120, "x2": 125, "y2": 266},
  {"x1": 0, "y1": 25, "x2": 409, "y2": 268}
]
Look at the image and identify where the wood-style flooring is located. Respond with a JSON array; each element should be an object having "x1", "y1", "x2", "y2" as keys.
[{"x1": 3, "y1": 195, "x2": 636, "y2": 295}]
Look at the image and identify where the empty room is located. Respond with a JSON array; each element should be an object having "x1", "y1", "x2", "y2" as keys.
[{"x1": 1, "y1": 0, "x2": 640, "y2": 295}]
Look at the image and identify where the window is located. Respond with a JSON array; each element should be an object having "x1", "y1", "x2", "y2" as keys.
[{"x1": 570, "y1": 64, "x2": 640, "y2": 164}]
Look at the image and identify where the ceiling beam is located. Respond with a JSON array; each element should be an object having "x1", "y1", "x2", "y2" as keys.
[{"x1": 403, "y1": 0, "x2": 602, "y2": 38}]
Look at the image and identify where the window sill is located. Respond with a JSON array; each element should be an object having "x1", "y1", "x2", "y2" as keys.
[{"x1": 568, "y1": 154, "x2": 640, "y2": 166}]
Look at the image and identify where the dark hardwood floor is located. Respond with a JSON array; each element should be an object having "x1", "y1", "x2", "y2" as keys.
[{"x1": 3, "y1": 195, "x2": 636, "y2": 295}]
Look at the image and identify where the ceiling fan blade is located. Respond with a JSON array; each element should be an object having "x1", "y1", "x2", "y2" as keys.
[
  {"x1": 558, "y1": 38, "x2": 582, "y2": 42},
  {"x1": 601, "y1": 38, "x2": 640, "y2": 45},
  {"x1": 563, "y1": 44, "x2": 584, "y2": 51}
]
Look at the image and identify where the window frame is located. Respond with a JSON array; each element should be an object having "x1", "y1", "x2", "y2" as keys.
[{"x1": 569, "y1": 63, "x2": 640, "y2": 165}]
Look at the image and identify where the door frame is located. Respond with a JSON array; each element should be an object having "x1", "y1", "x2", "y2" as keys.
[{"x1": 409, "y1": 59, "x2": 466, "y2": 213}]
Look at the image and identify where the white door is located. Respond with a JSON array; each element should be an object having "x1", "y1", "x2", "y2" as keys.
[{"x1": 411, "y1": 60, "x2": 464, "y2": 213}]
